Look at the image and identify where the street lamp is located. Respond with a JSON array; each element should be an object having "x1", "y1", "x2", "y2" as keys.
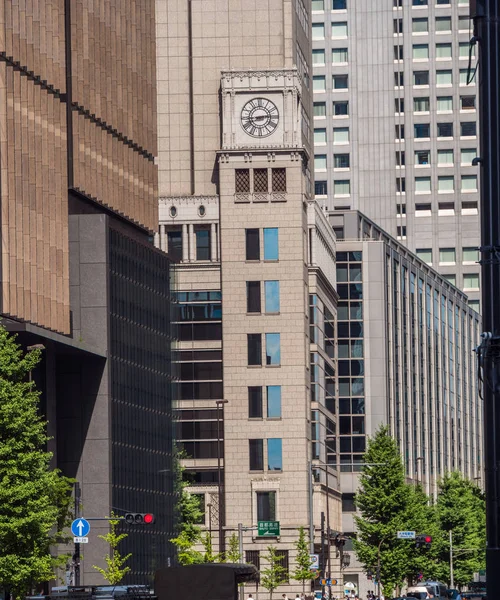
[
  {"x1": 27, "y1": 344, "x2": 45, "y2": 382},
  {"x1": 215, "y1": 399, "x2": 228, "y2": 556}
]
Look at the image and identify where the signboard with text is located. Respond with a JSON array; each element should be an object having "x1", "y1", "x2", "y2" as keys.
[{"x1": 257, "y1": 520, "x2": 280, "y2": 536}]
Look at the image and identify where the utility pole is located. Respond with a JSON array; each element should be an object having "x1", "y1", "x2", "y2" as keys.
[
  {"x1": 238, "y1": 524, "x2": 244, "y2": 600},
  {"x1": 308, "y1": 462, "x2": 314, "y2": 553},
  {"x1": 449, "y1": 530, "x2": 454, "y2": 589},
  {"x1": 74, "y1": 482, "x2": 81, "y2": 585},
  {"x1": 472, "y1": 2, "x2": 500, "y2": 598}
]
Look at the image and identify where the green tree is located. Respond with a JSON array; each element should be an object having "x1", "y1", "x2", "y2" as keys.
[
  {"x1": 92, "y1": 514, "x2": 132, "y2": 584},
  {"x1": 0, "y1": 329, "x2": 74, "y2": 599},
  {"x1": 434, "y1": 472, "x2": 486, "y2": 587},
  {"x1": 354, "y1": 426, "x2": 414, "y2": 595},
  {"x1": 170, "y1": 451, "x2": 205, "y2": 564},
  {"x1": 226, "y1": 532, "x2": 242, "y2": 563},
  {"x1": 293, "y1": 526, "x2": 312, "y2": 592},
  {"x1": 261, "y1": 545, "x2": 287, "y2": 600},
  {"x1": 201, "y1": 531, "x2": 221, "y2": 563}
]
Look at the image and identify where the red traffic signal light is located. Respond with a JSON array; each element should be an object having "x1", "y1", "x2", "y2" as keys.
[
  {"x1": 425, "y1": 536, "x2": 432, "y2": 544},
  {"x1": 124, "y1": 513, "x2": 156, "y2": 525},
  {"x1": 416, "y1": 534, "x2": 432, "y2": 548}
]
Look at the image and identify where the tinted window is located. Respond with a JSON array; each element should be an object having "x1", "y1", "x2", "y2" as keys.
[
  {"x1": 167, "y1": 231, "x2": 182, "y2": 262},
  {"x1": 268, "y1": 438, "x2": 283, "y2": 470},
  {"x1": 264, "y1": 280, "x2": 280, "y2": 313},
  {"x1": 265, "y1": 333, "x2": 281, "y2": 365},
  {"x1": 263, "y1": 228, "x2": 279, "y2": 260},
  {"x1": 247, "y1": 281, "x2": 261, "y2": 313},
  {"x1": 248, "y1": 386, "x2": 263, "y2": 418},
  {"x1": 246, "y1": 229, "x2": 260, "y2": 260},
  {"x1": 195, "y1": 229, "x2": 211, "y2": 260},
  {"x1": 249, "y1": 439, "x2": 264, "y2": 470},
  {"x1": 257, "y1": 491, "x2": 276, "y2": 521},
  {"x1": 267, "y1": 386, "x2": 282, "y2": 418},
  {"x1": 248, "y1": 334, "x2": 262, "y2": 365}
]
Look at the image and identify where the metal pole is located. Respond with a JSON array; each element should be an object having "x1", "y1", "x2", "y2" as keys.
[
  {"x1": 377, "y1": 538, "x2": 383, "y2": 599},
  {"x1": 239, "y1": 523, "x2": 245, "y2": 600},
  {"x1": 217, "y1": 403, "x2": 223, "y2": 556},
  {"x1": 308, "y1": 462, "x2": 314, "y2": 553},
  {"x1": 74, "y1": 482, "x2": 81, "y2": 585},
  {"x1": 449, "y1": 530, "x2": 454, "y2": 589},
  {"x1": 472, "y1": 3, "x2": 500, "y2": 598},
  {"x1": 326, "y1": 469, "x2": 331, "y2": 599}
]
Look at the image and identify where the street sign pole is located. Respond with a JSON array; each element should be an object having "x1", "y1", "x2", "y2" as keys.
[{"x1": 74, "y1": 482, "x2": 81, "y2": 586}]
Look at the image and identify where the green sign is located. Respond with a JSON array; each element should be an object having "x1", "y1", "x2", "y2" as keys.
[{"x1": 258, "y1": 520, "x2": 280, "y2": 536}]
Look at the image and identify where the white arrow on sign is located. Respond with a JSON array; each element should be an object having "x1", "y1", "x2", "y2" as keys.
[{"x1": 76, "y1": 520, "x2": 85, "y2": 536}]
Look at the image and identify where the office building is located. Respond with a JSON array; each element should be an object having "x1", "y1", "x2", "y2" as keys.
[
  {"x1": 0, "y1": 1, "x2": 176, "y2": 582},
  {"x1": 330, "y1": 209, "x2": 483, "y2": 596},
  {"x1": 312, "y1": 0, "x2": 480, "y2": 309},
  {"x1": 156, "y1": 0, "x2": 344, "y2": 595}
]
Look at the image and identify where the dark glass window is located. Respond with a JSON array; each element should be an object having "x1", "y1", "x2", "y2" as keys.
[
  {"x1": 413, "y1": 71, "x2": 429, "y2": 86},
  {"x1": 246, "y1": 550, "x2": 260, "y2": 570},
  {"x1": 332, "y1": 0, "x2": 346, "y2": 8},
  {"x1": 438, "y1": 122, "x2": 453, "y2": 137},
  {"x1": 257, "y1": 491, "x2": 276, "y2": 520},
  {"x1": 167, "y1": 230, "x2": 182, "y2": 262},
  {"x1": 249, "y1": 439, "x2": 264, "y2": 470},
  {"x1": 461, "y1": 121, "x2": 477, "y2": 137},
  {"x1": 414, "y1": 123, "x2": 430, "y2": 138},
  {"x1": 315, "y1": 181, "x2": 328, "y2": 195},
  {"x1": 342, "y1": 493, "x2": 356, "y2": 512},
  {"x1": 333, "y1": 101, "x2": 349, "y2": 116},
  {"x1": 246, "y1": 229, "x2": 260, "y2": 260},
  {"x1": 248, "y1": 334, "x2": 262, "y2": 366},
  {"x1": 248, "y1": 386, "x2": 263, "y2": 418},
  {"x1": 195, "y1": 228, "x2": 211, "y2": 260},
  {"x1": 247, "y1": 281, "x2": 261, "y2": 313}
]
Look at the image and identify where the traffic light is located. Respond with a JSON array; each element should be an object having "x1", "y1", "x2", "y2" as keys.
[
  {"x1": 124, "y1": 513, "x2": 156, "y2": 525},
  {"x1": 415, "y1": 534, "x2": 432, "y2": 549}
]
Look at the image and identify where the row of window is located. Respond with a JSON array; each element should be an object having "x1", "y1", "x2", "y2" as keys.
[
  {"x1": 397, "y1": 95, "x2": 475, "y2": 113},
  {"x1": 416, "y1": 246, "x2": 479, "y2": 264},
  {"x1": 396, "y1": 174, "x2": 477, "y2": 193},
  {"x1": 314, "y1": 100, "x2": 348, "y2": 116},
  {"x1": 395, "y1": 69, "x2": 476, "y2": 87},
  {"x1": 397, "y1": 42, "x2": 474, "y2": 61},
  {"x1": 396, "y1": 200, "x2": 478, "y2": 216},
  {"x1": 248, "y1": 333, "x2": 281, "y2": 366},
  {"x1": 167, "y1": 227, "x2": 212, "y2": 262},
  {"x1": 312, "y1": 0, "x2": 347, "y2": 10},
  {"x1": 394, "y1": 15, "x2": 470, "y2": 35},
  {"x1": 396, "y1": 121, "x2": 477, "y2": 138},
  {"x1": 249, "y1": 438, "x2": 283, "y2": 470},
  {"x1": 397, "y1": 148, "x2": 477, "y2": 166},
  {"x1": 235, "y1": 168, "x2": 287, "y2": 194}
]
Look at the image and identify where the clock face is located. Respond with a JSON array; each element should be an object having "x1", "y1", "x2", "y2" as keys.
[{"x1": 240, "y1": 98, "x2": 279, "y2": 138}]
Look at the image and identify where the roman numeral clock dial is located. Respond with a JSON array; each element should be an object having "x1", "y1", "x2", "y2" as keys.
[{"x1": 240, "y1": 98, "x2": 279, "y2": 138}]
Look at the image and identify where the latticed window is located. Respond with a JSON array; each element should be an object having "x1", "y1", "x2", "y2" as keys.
[
  {"x1": 254, "y1": 169, "x2": 269, "y2": 193},
  {"x1": 235, "y1": 169, "x2": 250, "y2": 193},
  {"x1": 272, "y1": 168, "x2": 287, "y2": 192},
  {"x1": 276, "y1": 550, "x2": 289, "y2": 582},
  {"x1": 246, "y1": 550, "x2": 260, "y2": 570}
]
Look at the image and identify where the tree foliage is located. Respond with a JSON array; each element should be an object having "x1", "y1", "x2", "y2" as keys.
[
  {"x1": 226, "y1": 533, "x2": 242, "y2": 563},
  {"x1": 0, "y1": 328, "x2": 74, "y2": 599},
  {"x1": 261, "y1": 545, "x2": 287, "y2": 600},
  {"x1": 293, "y1": 526, "x2": 312, "y2": 592},
  {"x1": 92, "y1": 514, "x2": 132, "y2": 584}
]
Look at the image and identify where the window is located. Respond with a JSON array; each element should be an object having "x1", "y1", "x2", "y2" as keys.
[
  {"x1": 394, "y1": 0, "x2": 403, "y2": 6},
  {"x1": 413, "y1": 44, "x2": 429, "y2": 59},
  {"x1": 394, "y1": 18, "x2": 403, "y2": 34},
  {"x1": 333, "y1": 74, "x2": 348, "y2": 89},
  {"x1": 254, "y1": 168, "x2": 268, "y2": 193},
  {"x1": 438, "y1": 176, "x2": 454, "y2": 192},
  {"x1": 412, "y1": 18, "x2": 428, "y2": 33},
  {"x1": 458, "y1": 15, "x2": 470, "y2": 31},
  {"x1": 248, "y1": 334, "x2": 262, "y2": 366},
  {"x1": 461, "y1": 175, "x2": 478, "y2": 191},
  {"x1": 438, "y1": 201, "x2": 455, "y2": 214},
  {"x1": 247, "y1": 281, "x2": 261, "y2": 313},
  {"x1": 413, "y1": 70, "x2": 429, "y2": 85},
  {"x1": 460, "y1": 69, "x2": 475, "y2": 85},
  {"x1": 461, "y1": 122, "x2": 477, "y2": 137},
  {"x1": 257, "y1": 491, "x2": 276, "y2": 521},
  {"x1": 463, "y1": 247, "x2": 479, "y2": 263},
  {"x1": 342, "y1": 493, "x2": 356, "y2": 512},
  {"x1": 333, "y1": 127, "x2": 349, "y2": 144},
  {"x1": 395, "y1": 124, "x2": 405, "y2": 139},
  {"x1": 394, "y1": 45, "x2": 404, "y2": 60},
  {"x1": 437, "y1": 122, "x2": 453, "y2": 137},
  {"x1": 462, "y1": 200, "x2": 478, "y2": 213},
  {"x1": 267, "y1": 386, "x2": 282, "y2": 418},
  {"x1": 272, "y1": 168, "x2": 286, "y2": 192},
  {"x1": 334, "y1": 153, "x2": 350, "y2": 168},
  {"x1": 415, "y1": 150, "x2": 430, "y2": 165},
  {"x1": 395, "y1": 97, "x2": 405, "y2": 113},
  {"x1": 461, "y1": 96, "x2": 476, "y2": 110},
  {"x1": 463, "y1": 274, "x2": 480, "y2": 290},
  {"x1": 444, "y1": 274, "x2": 456, "y2": 285},
  {"x1": 415, "y1": 202, "x2": 432, "y2": 214},
  {"x1": 246, "y1": 550, "x2": 260, "y2": 570},
  {"x1": 248, "y1": 387, "x2": 263, "y2": 418},
  {"x1": 416, "y1": 248, "x2": 432, "y2": 264},
  {"x1": 436, "y1": 17, "x2": 451, "y2": 32},
  {"x1": 332, "y1": 48, "x2": 348, "y2": 63},
  {"x1": 249, "y1": 439, "x2": 264, "y2": 470},
  {"x1": 436, "y1": 70, "x2": 452, "y2": 85},
  {"x1": 167, "y1": 230, "x2": 182, "y2": 262},
  {"x1": 414, "y1": 96, "x2": 429, "y2": 112},
  {"x1": 439, "y1": 248, "x2": 456, "y2": 264},
  {"x1": 235, "y1": 169, "x2": 250, "y2": 192},
  {"x1": 312, "y1": 23, "x2": 325, "y2": 39},
  {"x1": 334, "y1": 180, "x2": 350, "y2": 196},
  {"x1": 396, "y1": 202, "x2": 406, "y2": 215},
  {"x1": 461, "y1": 148, "x2": 477, "y2": 166},
  {"x1": 395, "y1": 71, "x2": 404, "y2": 86},
  {"x1": 414, "y1": 123, "x2": 430, "y2": 138},
  {"x1": 415, "y1": 176, "x2": 431, "y2": 193},
  {"x1": 460, "y1": 42, "x2": 474, "y2": 58},
  {"x1": 332, "y1": 0, "x2": 347, "y2": 8},
  {"x1": 314, "y1": 128, "x2": 327, "y2": 143},
  {"x1": 267, "y1": 438, "x2": 283, "y2": 470},
  {"x1": 312, "y1": 49, "x2": 325, "y2": 64},
  {"x1": 333, "y1": 101, "x2": 349, "y2": 116},
  {"x1": 312, "y1": 0, "x2": 324, "y2": 10},
  {"x1": 195, "y1": 228, "x2": 211, "y2": 260},
  {"x1": 263, "y1": 228, "x2": 279, "y2": 260},
  {"x1": 436, "y1": 43, "x2": 452, "y2": 59},
  {"x1": 313, "y1": 76, "x2": 326, "y2": 92},
  {"x1": 246, "y1": 229, "x2": 260, "y2": 260},
  {"x1": 397, "y1": 225, "x2": 407, "y2": 239},
  {"x1": 395, "y1": 151, "x2": 405, "y2": 166},
  {"x1": 438, "y1": 149, "x2": 453, "y2": 165},
  {"x1": 315, "y1": 155, "x2": 327, "y2": 171},
  {"x1": 436, "y1": 0, "x2": 450, "y2": 3},
  {"x1": 437, "y1": 96, "x2": 453, "y2": 111},
  {"x1": 413, "y1": 0, "x2": 428, "y2": 5},
  {"x1": 332, "y1": 22, "x2": 348, "y2": 37},
  {"x1": 276, "y1": 550, "x2": 289, "y2": 582},
  {"x1": 396, "y1": 177, "x2": 406, "y2": 193},
  {"x1": 264, "y1": 281, "x2": 280, "y2": 313},
  {"x1": 315, "y1": 181, "x2": 327, "y2": 195},
  {"x1": 314, "y1": 102, "x2": 326, "y2": 117},
  {"x1": 265, "y1": 333, "x2": 281, "y2": 366}
]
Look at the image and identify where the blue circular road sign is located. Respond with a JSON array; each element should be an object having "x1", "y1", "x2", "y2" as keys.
[{"x1": 71, "y1": 518, "x2": 90, "y2": 537}]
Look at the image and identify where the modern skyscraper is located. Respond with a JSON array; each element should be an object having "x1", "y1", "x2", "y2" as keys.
[
  {"x1": 312, "y1": 0, "x2": 480, "y2": 310},
  {"x1": 0, "y1": 1, "x2": 176, "y2": 582}
]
